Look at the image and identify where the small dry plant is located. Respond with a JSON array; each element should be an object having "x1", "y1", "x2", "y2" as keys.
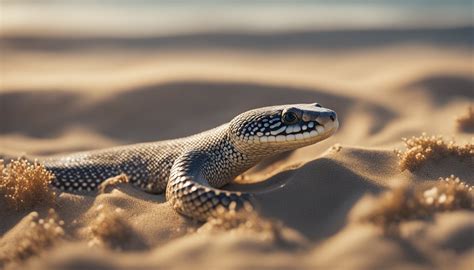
[
  {"x1": 358, "y1": 175, "x2": 473, "y2": 234},
  {"x1": 197, "y1": 201, "x2": 290, "y2": 245},
  {"x1": 395, "y1": 133, "x2": 473, "y2": 171},
  {"x1": 0, "y1": 158, "x2": 56, "y2": 210},
  {"x1": 89, "y1": 204, "x2": 134, "y2": 250},
  {"x1": 0, "y1": 209, "x2": 64, "y2": 266}
]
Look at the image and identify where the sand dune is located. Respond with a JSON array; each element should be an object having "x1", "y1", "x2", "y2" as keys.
[{"x1": 1, "y1": 27, "x2": 473, "y2": 269}]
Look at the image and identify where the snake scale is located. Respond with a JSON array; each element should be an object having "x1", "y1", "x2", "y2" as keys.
[{"x1": 41, "y1": 103, "x2": 338, "y2": 221}]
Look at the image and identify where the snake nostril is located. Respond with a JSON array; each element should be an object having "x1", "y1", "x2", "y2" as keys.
[{"x1": 329, "y1": 113, "x2": 336, "y2": 122}]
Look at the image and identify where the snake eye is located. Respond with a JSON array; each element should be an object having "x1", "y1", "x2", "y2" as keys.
[
  {"x1": 282, "y1": 111, "x2": 299, "y2": 125},
  {"x1": 315, "y1": 103, "x2": 322, "y2": 108}
]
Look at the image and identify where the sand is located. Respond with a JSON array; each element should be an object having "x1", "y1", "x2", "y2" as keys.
[{"x1": 0, "y1": 27, "x2": 473, "y2": 270}]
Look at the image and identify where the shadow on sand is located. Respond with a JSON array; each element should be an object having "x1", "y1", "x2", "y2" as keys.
[{"x1": 0, "y1": 80, "x2": 395, "y2": 142}]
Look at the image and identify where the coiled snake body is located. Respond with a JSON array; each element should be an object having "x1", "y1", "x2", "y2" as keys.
[{"x1": 42, "y1": 103, "x2": 338, "y2": 221}]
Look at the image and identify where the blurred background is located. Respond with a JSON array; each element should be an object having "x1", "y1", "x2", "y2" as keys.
[
  {"x1": 0, "y1": 0, "x2": 473, "y2": 158},
  {"x1": 2, "y1": 0, "x2": 473, "y2": 35}
]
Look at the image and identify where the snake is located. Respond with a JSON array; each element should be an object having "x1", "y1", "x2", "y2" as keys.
[{"x1": 40, "y1": 103, "x2": 338, "y2": 221}]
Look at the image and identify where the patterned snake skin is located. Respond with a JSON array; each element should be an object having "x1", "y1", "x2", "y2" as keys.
[{"x1": 42, "y1": 103, "x2": 338, "y2": 221}]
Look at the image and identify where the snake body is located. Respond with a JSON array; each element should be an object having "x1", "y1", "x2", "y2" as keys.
[{"x1": 42, "y1": 103, "x2": 338, "y2": 221}]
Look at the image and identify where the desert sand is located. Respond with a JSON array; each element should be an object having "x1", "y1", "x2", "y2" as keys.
[{"x1": 0, "y1": 27, "x2": 473, "y2": 270}]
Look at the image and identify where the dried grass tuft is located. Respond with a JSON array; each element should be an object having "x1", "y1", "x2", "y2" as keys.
[
  {"x1": 0, "y1": 158, "x2": 56, "y2": 210},
  {"x1": 89, "y1": 204, "x2": 134, "y2": 250},
  {"x1": 456, "y1": 105, "x2": 474, "y2": 133},
  {"x1": 358, "y1": 175, "x2": 473, "y2": 234},
  {"x1": 395, "y1": 133, "x2": 473, "y2": 171},
  {"x1": 198, "y1": 208, "x2": 288, "y2": 244},
  {"x1": 1, "y1": 209, "x2": 64, "y2": 266}
]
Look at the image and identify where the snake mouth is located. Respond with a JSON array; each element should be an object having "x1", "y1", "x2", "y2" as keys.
[{"x1": 248, "y1": 118, "x2": 338, "y2": 143}]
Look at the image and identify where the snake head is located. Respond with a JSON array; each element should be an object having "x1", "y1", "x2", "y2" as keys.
[{"x1": 229, "y1": 103, "x2": 339, "y2": 154}]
